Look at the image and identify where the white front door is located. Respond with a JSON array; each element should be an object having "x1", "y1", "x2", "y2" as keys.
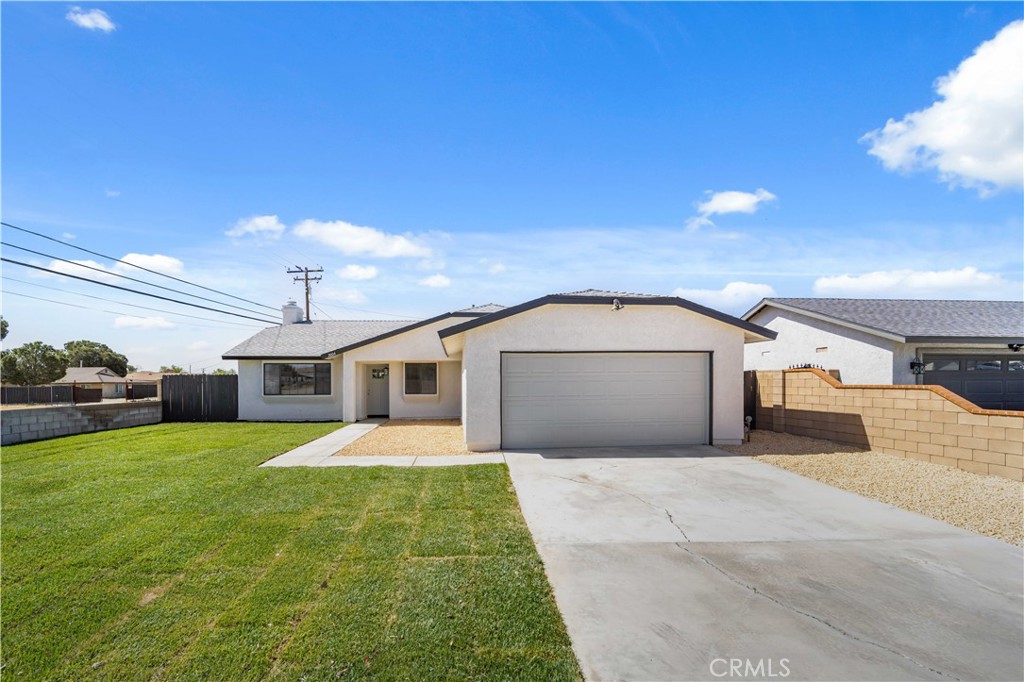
[
  {"x1": 501, "y1": 352, "x2": 709, "y2": 449},
  {"x1": 366, "y1": 364, "x2": 390, "y2": 417}
]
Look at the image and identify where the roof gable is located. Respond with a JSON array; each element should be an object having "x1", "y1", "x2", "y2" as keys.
[{"x1": 438, "y1": 292, "x2": 776, "y2": 342}]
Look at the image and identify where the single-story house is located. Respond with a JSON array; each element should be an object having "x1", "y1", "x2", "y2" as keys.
[
  {"x1": 54, "y1": 366, "x2": 127, "y2": 398},
  {"x1": 742, "y1": 298, "x2": 1024, "y2": 411},
  {"x1": 223, "y1": 291, "x2": 776, "y2": 450}
]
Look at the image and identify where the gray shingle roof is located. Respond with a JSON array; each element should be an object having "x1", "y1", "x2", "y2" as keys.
[
  {"x1": 223, "y1": 320, "x2": 415, "y2": 359},
  {"x1": 557, "y1": 289, "x2": 662, "y2": 298},
  {"x1": 752, "y1": 298, "x2": 1024, "y2": 339}
]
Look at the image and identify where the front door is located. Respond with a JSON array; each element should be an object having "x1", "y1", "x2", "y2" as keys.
[{"x1": 366, "y1": 365, "x2": 390, "y2": 417}]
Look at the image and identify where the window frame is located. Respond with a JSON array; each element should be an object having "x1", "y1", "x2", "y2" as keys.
[
  {"x1": 403, "y1": 362, "x2": 439, "y2": 396},
  {"x1": 262, "y1": 361, "x2": 333, "y2": 397}
]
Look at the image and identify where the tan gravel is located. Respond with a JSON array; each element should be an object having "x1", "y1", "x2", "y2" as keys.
[
  {"x1": 335, "y1": 419, "x2": 498, "y2": 457},
  {"x1": 721, "y1": 431, "x2": 1024, "y2": 546}
]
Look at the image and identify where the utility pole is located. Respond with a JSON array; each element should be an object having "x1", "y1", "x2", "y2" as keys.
[{"x1": 288, "y1": 266, "x2": 323, "y2": 322}]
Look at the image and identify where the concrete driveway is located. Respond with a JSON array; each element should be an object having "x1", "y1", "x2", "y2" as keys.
[{"x1": 505, "y1": 446, "x2": 1023, "y2": 682}]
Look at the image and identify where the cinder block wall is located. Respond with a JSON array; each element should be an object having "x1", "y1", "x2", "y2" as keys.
[
  {"x1": 1, "y1": 400, "x2": 162, "y2": 446},
  {"x1": 751, "y1": 368, "x2": 1023, "y2": 481}
]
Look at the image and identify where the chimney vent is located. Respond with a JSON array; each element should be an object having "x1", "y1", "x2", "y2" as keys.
[{"x1": 281, "y1": 300, "x2": 303, "y2": 325}]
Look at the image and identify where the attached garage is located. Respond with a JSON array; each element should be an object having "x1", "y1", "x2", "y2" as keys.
[
  {"x1": 501, "y1": 352, "x2": 709, "y2": 449},
  {"x1": 923, "y1": 354, "x2": 1024, "y2": 411},
  {"x1": 439, "y1": 290, "x2": 776, "y2": 451}
]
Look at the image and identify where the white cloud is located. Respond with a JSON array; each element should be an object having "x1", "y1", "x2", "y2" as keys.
[
  {"x1": 337, "y1": 264, "x2": 379, "y2": 281},
  {"x1": 294, "y1": 219, "x2": 431, "y2": 258},
  {"x1": 686, "y1": 188, "x2": 777, "y2": 231},
  {"x1": 419, "y1": 274, "x2": 451, "y2": 288},
  {"x1": 46, "y1": 253, "x2": 184, "y2": 282},
  {"x1": 117, "y1": 253, "x2": 184, "y2": 276},
  {"x1": 673, "y1": 281, "x2": 776, "y2": 311},
  {"x1": 488, "y1": 262, "x2": 507, "y2": 274},
  {"x1": 66, "y1": 7, "x2": 116, "y2": 32},
  {"x1": 319, "y1": 287, "x2": 368, "y2": 305},
  {"x1": 226, "y1": 215, "x2": 286, "y2": 240},
  {"x1": 61, "y1": 232, "x2": 76, "y2": 241},
  {"x1": 113, "y1": 316, "x2": 175, "y2": 330},
  {"x1": 187, "y1": 340, "x2": 212, "y2": 352},
  {"x1": 48, "y1": 258, "x2": 119, "y2": 282},
  {"x1": 813, "y1": 266, "x2": 1011, "y2": 297},
  {"x1": 861, "y1": 20, "x2": 1023, "y2": 196},
  {"x1": 105, "y1": 189, "x2": 121, "y2": 198}
]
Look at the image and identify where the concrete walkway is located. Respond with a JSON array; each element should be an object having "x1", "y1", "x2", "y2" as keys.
[
  {"x1": 259, "y1": 420, "x2": 506, "y2": 467},
  {"x1": 505, "y1": 446, "x2": 1024, "y2": 682}
]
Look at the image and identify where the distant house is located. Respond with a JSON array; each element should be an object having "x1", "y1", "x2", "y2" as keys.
[
  {"x1": 124, "y1": 371, "x2": 168, "y2": 384},
  {"x1": 742, "y1": 298, "x2": 1024, "y2": 410},
  {"x1": 54, "y1": 367, "x2": 127, "y2": 398}
]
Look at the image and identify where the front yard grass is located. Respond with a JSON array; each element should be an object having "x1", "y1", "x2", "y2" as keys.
[{"x1": 1, "y1": 422, "x2": 581, "y2": 681}]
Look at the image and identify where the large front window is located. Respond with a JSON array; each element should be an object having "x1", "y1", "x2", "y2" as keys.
[
  {"x1": 404, "y1": 363, "x2": 438, "y2": 395},
  {"x1": 264, "y1": 363, "x2": 331, "y2": 395}
]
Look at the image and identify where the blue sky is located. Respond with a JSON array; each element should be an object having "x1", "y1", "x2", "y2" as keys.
[{"x1": 2, "y1": 2, "x2": 1022, "y2": 371}]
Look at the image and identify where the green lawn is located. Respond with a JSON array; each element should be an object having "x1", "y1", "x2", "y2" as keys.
[{"x1": 1, "y1": 423, "x2": 581, "y2": 681}]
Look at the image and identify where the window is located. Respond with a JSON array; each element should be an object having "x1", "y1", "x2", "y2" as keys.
[
  {"x1": 1009, "y1": 360, "x2": 1023, "y2": 372},
  {"x1": 966, "y1": 359, "x2": 1002, "y2": 372},
  {"x1": 405, "y1": 363, "x2": 438, "y2": 395},
  {"x1": 924, "y1": 359, "x2": 960, "y2": 371},
  {"x1": 263, "y1": 363, "x2": 331, "y2": 395},
  {"x1": 115, "y1": 384, "x2": 124, "y2": 395}
]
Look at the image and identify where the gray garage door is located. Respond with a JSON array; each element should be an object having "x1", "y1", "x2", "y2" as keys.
[
  {"x1": 501, "y1": 352, "x2": 709, "y2": 449},
  {"x1": 923, "y1": 355, "x2": 1024, "y2": 411}
]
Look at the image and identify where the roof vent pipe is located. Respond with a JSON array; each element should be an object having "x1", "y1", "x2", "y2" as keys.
[{"x1": 281, "y1": 300, "x2": 303, "y2": 325}]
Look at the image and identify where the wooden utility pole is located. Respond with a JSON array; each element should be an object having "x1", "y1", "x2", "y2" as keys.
[{"x1": 287, "y1": 266, "x2": 323, "y2": 322}]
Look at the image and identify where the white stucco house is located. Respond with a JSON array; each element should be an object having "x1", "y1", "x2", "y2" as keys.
[
  {"x1": 742, "y1": 298, "x2": 1024, "y2": 411},
  {"x1": 223, "y1": 290, "x2": 776, "y2": 450}
]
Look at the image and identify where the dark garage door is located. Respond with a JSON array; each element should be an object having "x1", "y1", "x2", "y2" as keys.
[{"x1": 923, "y1": 355, "x2": 1024, "y2": 411}]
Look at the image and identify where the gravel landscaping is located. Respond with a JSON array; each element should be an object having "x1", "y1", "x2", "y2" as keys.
[
  {"x1": 721, "y1": 431, "x2": 1024, "y2": 546},
  {"x1": 336, "y1": 419, "x2": 498, "y2": 456}
]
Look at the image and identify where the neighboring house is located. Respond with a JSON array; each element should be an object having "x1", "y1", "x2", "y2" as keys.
[
  {"x1": 223, "y1": 291, "x2": 776, "y2": 449},
  {"x1": 124, "y1": 371, "x2": 168, "y2": 384},
  {"x1": 54, "y1": 367, "x2": 127, "y2": 398},
  {"x1": 742, "y1": 298, "x2": 1024, "y2": 411}
]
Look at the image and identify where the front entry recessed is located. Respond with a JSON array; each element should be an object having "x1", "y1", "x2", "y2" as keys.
[{"x1": 366, "y1": 364, "x2": 390, "y2": 417}]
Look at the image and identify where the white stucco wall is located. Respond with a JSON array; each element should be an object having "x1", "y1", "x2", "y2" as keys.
[
  {"x1": 744, "y1": 309, "x2": 897, "y2": 384},
  {"x1": 237, "y1": 358, "x2": 344, "y2": 421},
  {"x1": 341, "y1": 317, "x2": 465, "y2": 422},
  {"x1": 456, "y1": 303, "x2": 749, "y2": 450}
]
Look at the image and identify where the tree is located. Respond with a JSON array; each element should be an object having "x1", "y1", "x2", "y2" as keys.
[
  {"x1": 1, "y1": 317, "x2": 8, "y2": 341},
  {"x1": 127, "y1": 364, "x2": 138, "y2": 374},
  {"x1": 160, "y1": 365, "x2": 184, "y2": 374},
  {"x1": 64, "y1": 340, "x2": 130, "y2": 377},
  {"x1": 212, "y1": 368, "x2": 237, "y2": 376},
  {"x1": 1, "y1": 342, "x2": 69, "y2": 386}
]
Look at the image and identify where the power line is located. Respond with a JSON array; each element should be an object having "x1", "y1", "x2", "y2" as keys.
[
  {"x1": 2, "y1": 290, "x2": 258, "y2": 331},
  {"x1": 312, "y1": 299, "x2": 417, "y2": 319},
  {"x1": 1, "y1": 276, "x2": 263, "y2": 329},
  {"x1": 1, "y1": 220, "x2": 278, "y2": 311},
  {"x1": 2, "y1": 241, "x2": 275, "y2": 319},
  {"x1": 288, "y1": 265, "x2": 323, "y2": 322},
  {"x1": 2, "y1": 258, "x2": 280, "y2": 325}
]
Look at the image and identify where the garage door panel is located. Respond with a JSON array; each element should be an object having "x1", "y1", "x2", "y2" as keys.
[{"x1": 501, "y1": 352, "x2": 709, "y2": 449}]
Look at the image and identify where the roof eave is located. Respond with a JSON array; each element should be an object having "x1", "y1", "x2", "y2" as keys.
[
  {"x1": 322, "y1": 311, "x2": 487, "y2": 359},
  {"x1": 437, "y1": 294, "x2": 777, "y2": 341},
  {"x1": 905, "y1": 336, "x2": 1024, "y2": 345}
]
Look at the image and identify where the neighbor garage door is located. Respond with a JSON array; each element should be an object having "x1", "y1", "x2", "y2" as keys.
[
  {"x1": 923, "y1": 355, "x2": 1024, "y2": 411},
  {"x1": 501, "y1": 352, "x2": 709, "y2": 449}
]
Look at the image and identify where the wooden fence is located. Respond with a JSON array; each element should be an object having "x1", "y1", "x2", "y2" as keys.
[
  {"x1": 1, "y1": 385, "x2": 74, "y2": 405},
  {"x1": 161, "y1": 374, "x2": 237, "y2": 422}
]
